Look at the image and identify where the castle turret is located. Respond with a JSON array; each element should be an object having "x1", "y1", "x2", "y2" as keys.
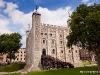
[
  {"x1": 31, "y1": 5, "x2": 42, "y2": 71},
  {"x1": 32, "y1": 6, "x2": 41, "y2": 29},
  {"x1": 24, "y1": 5, "x2": 42, "y2": 72}
]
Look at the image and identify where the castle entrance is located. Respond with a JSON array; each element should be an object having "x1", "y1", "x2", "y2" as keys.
[{"x1": 42, "y1": 49, "x2": 46, "y2": 55}]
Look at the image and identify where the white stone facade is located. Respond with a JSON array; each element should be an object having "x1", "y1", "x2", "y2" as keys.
[{"x1": 25, "y1": 10, "x2": 83, "y2": 72}]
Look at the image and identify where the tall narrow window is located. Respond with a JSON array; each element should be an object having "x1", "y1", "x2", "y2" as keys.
[
  {"x1": 61, "y1": 50, "x2": 63, "y2": 53},
  {"x1": 41, "y1": 33, "x2": 43, "y2": 35},
  {"x1": 52, "y1": 40, "x2": 55, "y2": 44},
  {"x1": 69, "y1": 50, "x2": 71, "y2": 53},
  {"x1": 45, "y1": 33, "x2": 47, "y2": 35},
  {"x1": 52, "y1": 49, "x2": 55, "y2": 54},
  {"x1": 60, "y1": 34, "x2": 62, "y2": 37},
  {"x1": 43, "y1": 40, "x2": 45, "y2": 43},
  {"x1": 42, "y1": 49, "x2": 46, "y2": 55},
  {"x1": 50, "y1": 33, "x2": 52, "y2": 36},
  {"x1": 60, "y1": 41, "x2": 62, "y2": 44}
]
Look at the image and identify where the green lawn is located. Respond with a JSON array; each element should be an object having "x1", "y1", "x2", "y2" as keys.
[
  {"x1": 0, "y1": 63, "x2": 25, "y2": 72},
  {"x1": 24, "y1": 66, "x2": 99, "y2": 75},
  {"x1": 1, "y1": 64, "x2": 99, "y2": 75},
  {"x1": 82, "y1": 61, "x2": 91, "y2": 66}
]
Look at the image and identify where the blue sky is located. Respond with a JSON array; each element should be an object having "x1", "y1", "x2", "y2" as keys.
[{"x1": 0, "y1": 0, "x2": 100, "y2": 48}]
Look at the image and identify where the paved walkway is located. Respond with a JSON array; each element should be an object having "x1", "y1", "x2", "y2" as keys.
[{"x1": 0, "y1": 71, "x2": 27, "y2": 75}]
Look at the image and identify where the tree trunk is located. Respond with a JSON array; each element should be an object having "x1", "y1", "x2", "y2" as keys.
[
  {"x1": 95, "y1": 50, "x2": 100, "y2": 71},
  {"x1": 10, "y1": 58, "x2": 12, "y2": 64},
  {"x1": 96, "y1": 54, "x2": 100, "y2": 71}
]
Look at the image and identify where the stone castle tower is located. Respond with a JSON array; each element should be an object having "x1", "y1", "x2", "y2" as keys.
[{"x1": 24, "y1": 7, "x2": 83, "y2": 72}]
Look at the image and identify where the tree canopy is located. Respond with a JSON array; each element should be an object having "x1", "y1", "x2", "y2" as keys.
[
  {"x1": 0, "y1": 33, "x2": 22, "y2": 63},
  {"x1": 67, "y1": 3, "x2": 100, "y2": 71}
]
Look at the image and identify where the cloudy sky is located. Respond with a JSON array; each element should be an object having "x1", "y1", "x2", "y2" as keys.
[{"x1": 0, "y1": 0, "x2": 99, "y2": 48}]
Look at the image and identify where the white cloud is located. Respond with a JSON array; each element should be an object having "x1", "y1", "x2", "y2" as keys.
[
  {"x1": 20, "y1": 28, "x2": 25, "y2": 34},
  {"x1": 21, "y1": 35, "x2": 26, "y2": 48},
  {"x1": 3, "y1": 1, "x2": 72, "y2": 30},
  {"x1": 3, "y1": 2, "x2": 32, "y2": 29},
  {"x1": 0, "y1": 29, "x2": 12, "y2": 34},
  {"x1": 0, "y1": 0, "x2": 5, "y2": 8},
  {"x1": 87, "y1": 2, "x2": 94, "y2": 6},
  {"x1": 82, "y1": 0, "x2": 99, "y2": 6},
  {"x1": 21, "y1": 35, "x2": 26, "y2": 43},
  {"x1": 0, "y1": 15, "x2": 9, "y2": 29},
  {"x1": 19, "y1": 12, "x2": 32, "y2": 29},
  {"x1": 38, "y1": 6, "x2": 72, "y2": 26},
  {"x1": 82, "y1": 0, "x2": 89, "y2": 3},
  {"x1": 0, "y1": 14, "x2": 12, "y2": 34},
  {"x1": 3, "y1": 2, "x2": 24, "y2": 24}
]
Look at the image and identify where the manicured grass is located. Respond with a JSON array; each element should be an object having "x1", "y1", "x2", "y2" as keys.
[
  {"x1": 2, "y1": 65, "x2": 99, "y2": 75},
  {"x1": 0, "y1": 63, "x2": 25, "y2": 72},
  {"x1": 82, "y1": 61, "x2": 91, "y2": 66},
  {"x1": 24, "y1": 66, "x2": 99, "y2": 75}
]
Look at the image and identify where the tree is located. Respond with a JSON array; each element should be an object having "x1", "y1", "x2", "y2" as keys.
[
  {"x1": 0, "y1": 33, "x2": 22, "y2": 63},
  {"x1": 67, "y1": 3, "x2": 100, "y2": 71}
]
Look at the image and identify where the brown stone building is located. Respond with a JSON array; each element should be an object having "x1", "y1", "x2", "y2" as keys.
[
  {"x1": 79, "y1": 49, "x2": 96, "y2": 62},
  {"x1": 0, "y1": 48, "x2": 26, "y2": 64}
]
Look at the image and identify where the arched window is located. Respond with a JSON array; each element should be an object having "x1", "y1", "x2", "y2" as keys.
[
  {"x1": 60, "y1": 41, "x2": 62, "y2": 44},
  {"x1": 41, "y1": 33, "x2": 43, "y2": 35},
  {"x1": 42, "y1": 49, "x2": 46, "y2": 55},
  {"x1": 45, "y1": 33, "x2": 47, "y2": 35},
  {"x1": 76, "y1": 50, "x2": 77, "y2": 53},
  {"x1": 61, "y1": 50, "x2": 63, "y2": 53},
  {"x1": 50, "y1": 33, "x2": 52, "y2": 36},
  {"x1": 60, "y1": 34, "x2": 62, "y2": 37},
  {"x1": 52, "y1": 49, "x2": 55, "y2": 54},
  {"x1": 43, "y1": 40, "x2": 45, "y2": 43},
  {"x1": 69, "y1": 50, "x2": 71, "y2": 53},
  {"x1": 52, "y1": 40, "x2": 55, "y2": 44}
]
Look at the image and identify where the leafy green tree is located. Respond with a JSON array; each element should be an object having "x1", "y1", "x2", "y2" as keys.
[
  {"x1": 0, "y1": 33, "x2": 22, "y2": 63},
  {"x1": 67, "y1": 3, "x2": 100, "y2": 71}
]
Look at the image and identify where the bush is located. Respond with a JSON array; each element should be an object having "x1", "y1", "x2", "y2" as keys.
[{"x1": 0, "y1": 63, "x2": 25, "y2": 72}]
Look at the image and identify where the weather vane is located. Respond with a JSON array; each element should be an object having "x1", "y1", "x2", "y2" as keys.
[{"x1": 36, "y1": 3, "x2": 38, "y2": 11}]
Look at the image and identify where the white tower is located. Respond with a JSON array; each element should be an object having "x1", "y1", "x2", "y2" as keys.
[{"x1": 25, "y1": 5, "x2": 42, "y2": 72}]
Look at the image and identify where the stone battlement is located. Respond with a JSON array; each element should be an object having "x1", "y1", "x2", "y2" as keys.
[
  {"x1": 41, "y1": 23, "x2": 68, "y2": 30},
  {"x1": 26, "y1": 23, "x2": 68, "y2": 38}
]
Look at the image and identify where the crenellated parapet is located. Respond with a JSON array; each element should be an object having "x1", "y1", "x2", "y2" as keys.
[
  {"x1": 27, "y1": 23, "x2": 69, "y2": 39},
  {"x1": 41, "y1": 23, "x2": 69, "y2": 32}
]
